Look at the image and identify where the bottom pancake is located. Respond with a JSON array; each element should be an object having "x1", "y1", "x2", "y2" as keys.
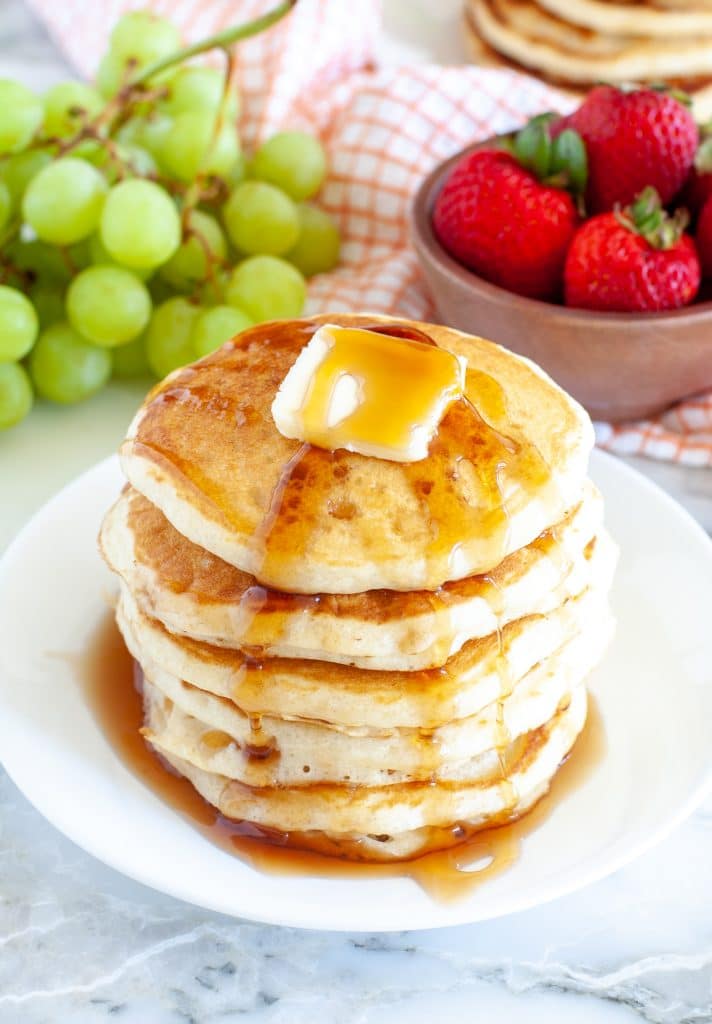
[{"x1": 149, "y1": 685, "x2": 587, "y2": 860}]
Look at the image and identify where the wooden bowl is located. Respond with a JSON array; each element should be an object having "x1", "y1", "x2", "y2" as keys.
[{"x1": 410, "y1": 143, "x2": 712, "y2": 422}]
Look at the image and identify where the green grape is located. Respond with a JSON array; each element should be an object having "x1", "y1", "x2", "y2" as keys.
[
  {"x1": 251, "y1": 131, "x2": 326, "y2": 202},
  {"x1": 161, "y1": 111, "x2": 239, "y2": 182},
  {"x1": 198, "y1": 268, "x2": 230, "y2": 306},
  {"x1": 115, "y1": 118, "x2": 142, "y2": 147},
  {"x1": 192, "y1": 304, "x2": 252, "y2": 358},
  {"x1": 148, "y1": 276, "x2": 175, "y2": 306},
  {"x1": 110, "y1": 11, "x2": 181, "y2": 68},
  {"x1": 0, "y1": 79, "x2": 43, "y2": 154},
  {"x1": 227, "y1": 151, "x2": 248, "y2": 189},
  {"x1": 134, "y1": 113, "x2": 173, "y2": 163},
  {"x1": 68, "y1": 238, "x2": 93, "y2": 271},
  {"x1": 120, "y1": 143, "x2": 157, "y2": 177},
  {"x1": 0, "y1": 362, "x2": 32, "y2": 429},
  {"x1": 70, "y1": 138, "x2": 109, "y2": 166},
  {"x1": 0, "y1": 285, "x2": 38, "y2": 361},
  {"x1": 285, "y1": 204, "x2": 340, "y2": 277},
  {"x1": 166, "y1": 66, "x2": 239, "y2": 119},
  {"x1": 66, "y1": 265, "x2": 151, "y2": 348},
  {"x1": 222, "y1": 181, "x2": 300, "y2": 256},
  {"x1": 43, "y1": 81, "x2": 103, "y2": 138},
  {"x1": 225, "y1": 256, "x2": 306, "y2": 322},
  {"x1": 96, "y1": 52, "x2": 125, "y2": 98},
  {"x1": 1, "y1": 148, "x2": 52, "y2": 207},
  {"x1": 30, "y1": 282, "x2": 65, "y2": 328},
  {"x1": 160, "y1": 210, "x2": 226, "y2": 289},
  {"x1": 87, "y1": 233, "x2": 152, "y2": 281},
  {"x1": 111, "y1": 334, "x2": 152, "y2": 379},
  {"x1": 30, "y1": 322, "x2": 110, "y2": 403},
  {"x1": 100, "y1": 179, "x2": 180, "y2": 270},
  {"x1": 145, "y1": 296, "x2": 199, "y2": 379},
  {"x1": 0, "y1": 181, "x2": 11, "y2": 231},
  {"x1": 23, "y1": 158, "x2": 107, "y2": 245},
  {"x1": 6, "y1": 239, "x2": 71, "y2": 285}
]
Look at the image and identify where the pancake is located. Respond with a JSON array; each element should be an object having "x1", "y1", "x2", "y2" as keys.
[
  {"x1": 468, "y1": 0, "x2": 712, "y2": 83},
  {"x1": 138, "y1": 612, "x2": 612, "y2": 787},
  {"x1": 464, "y1": 14, "x2": 712, "y2": 118},
  {"x1": 536, "y1": 0, "x2": 712, "y2": 35},
  {"x1": 100, "y1": 481, "x2": 605, "y2": 670},
  {"x1": 145, "y1": 684, "x2": 588, "y2": 840},
  {"x1": 116, "y1": 532, "x2": 616, "y2": 730},
  {"x1": 120, "y1": 313, "x2": 593, "y2": 593}
]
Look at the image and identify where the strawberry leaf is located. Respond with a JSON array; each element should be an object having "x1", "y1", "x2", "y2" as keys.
[
  {"x1": 616, "y1": 186, "x2": 690, "y2": 250},
  {"x1": 513, "y1": 121, "x2": 551, "y2": 181},
  {"x1": 550, "y1": 129, "x2": 587, "y2": 194}
]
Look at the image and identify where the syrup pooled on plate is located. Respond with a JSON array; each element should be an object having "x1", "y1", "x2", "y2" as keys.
[{"x1": 81, "y1": 610, "x2": 605, "y2": 902}]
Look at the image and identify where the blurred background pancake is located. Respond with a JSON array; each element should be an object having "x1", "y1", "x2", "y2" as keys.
[{"x1": 465, "y1": 0, "x2": 712, "y2": 118}]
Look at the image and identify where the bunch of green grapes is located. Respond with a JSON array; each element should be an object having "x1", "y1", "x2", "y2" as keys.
[{"x1": 0, "y1": 2, "x2": 341, "y2": 431}]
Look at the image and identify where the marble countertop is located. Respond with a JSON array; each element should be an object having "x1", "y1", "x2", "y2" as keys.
[{"x1": 1, "y1": 3, "x2": 712, "y2": 1022}]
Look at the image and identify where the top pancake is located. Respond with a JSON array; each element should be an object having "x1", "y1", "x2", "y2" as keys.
[{"x1": 120, "y1": 314, "x2": 592, "y2": 593}]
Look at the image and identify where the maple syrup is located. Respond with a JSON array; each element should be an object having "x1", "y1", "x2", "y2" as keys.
[{"x1": 80, "y1": 610, "x2": 606, "y2": 902}]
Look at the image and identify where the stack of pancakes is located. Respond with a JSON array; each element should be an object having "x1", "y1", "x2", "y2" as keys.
[
  {"x1": 100, "y1": 313, "x2": 616, "y2": 862},
  {"x1": 466, "y1": 0, "x2": 712, "y2": 117}
]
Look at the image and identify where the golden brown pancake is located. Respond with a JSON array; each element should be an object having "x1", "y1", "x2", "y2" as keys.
[{"x1": 120, "y1": 314, "x2": 593, "y2": 594}]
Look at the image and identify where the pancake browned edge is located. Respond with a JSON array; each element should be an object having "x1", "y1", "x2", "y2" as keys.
[{"x1": 101, "y1": 313, "x2": 617, "y2": 864}]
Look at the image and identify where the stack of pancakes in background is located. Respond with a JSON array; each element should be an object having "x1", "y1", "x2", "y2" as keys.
[
  {"x1": 466, "y1": 0, "x2": 712, "y2": 118},
  {"x1": 100, "y1": 314, "x2": 617, "y2": 862}
]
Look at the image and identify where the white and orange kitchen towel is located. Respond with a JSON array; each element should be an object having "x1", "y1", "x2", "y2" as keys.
[{"x1": 27, "y1": 0, "x2": 712, "y2": 467}]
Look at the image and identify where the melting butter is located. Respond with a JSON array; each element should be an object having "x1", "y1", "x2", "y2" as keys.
[{"x1": 271, "y1": 324, "x2": 466, "y2": 462}]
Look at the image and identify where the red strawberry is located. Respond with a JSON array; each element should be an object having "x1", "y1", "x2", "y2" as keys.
[
  {"x1": 695, "y1": 195, "x2": 712, "y2": 278},
  {"x1": 433, "y1": 147, "x2": 579, "y2": 300},
  {"x1": 564, "y1": 188, "x2": 700, "y2": 312},
  {"x1": 567, "y1": 86, "x2": 698, "y2": 213}
]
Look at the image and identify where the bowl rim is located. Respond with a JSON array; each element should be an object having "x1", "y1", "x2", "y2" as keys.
[{"x1": 410, "y1": 140, "x2": 712, "y2": 325}]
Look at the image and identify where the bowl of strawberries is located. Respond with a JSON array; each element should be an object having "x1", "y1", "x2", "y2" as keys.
[{"x1": 411, "y1": 85, "x2": 712, "y2": 422}]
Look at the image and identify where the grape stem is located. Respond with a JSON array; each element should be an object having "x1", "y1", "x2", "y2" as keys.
[{"x1": 130, "y1": 0, "x2": 297, "y2": 87}]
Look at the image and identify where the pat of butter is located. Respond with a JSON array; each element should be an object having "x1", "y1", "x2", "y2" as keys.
[{"x1": 271, "y1": 324, "x2": 466, "y2": 462}]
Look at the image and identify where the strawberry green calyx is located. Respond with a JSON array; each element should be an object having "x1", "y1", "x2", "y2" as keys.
[
  {"x1": 508, "y1": 116, "x2": 587, "y2": 196},
  {"x1": 616, "y1": 186, "x2": 689, "y2": 250}
]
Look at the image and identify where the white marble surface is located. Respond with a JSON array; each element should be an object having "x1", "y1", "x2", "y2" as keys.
[{"x1": 1, "y1": 2, "x2": 712, "y2": 1022}]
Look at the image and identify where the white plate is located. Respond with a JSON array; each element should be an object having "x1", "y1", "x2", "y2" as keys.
[{"x1": 1, "y1": 451, "x2": 711, "y2": 931}]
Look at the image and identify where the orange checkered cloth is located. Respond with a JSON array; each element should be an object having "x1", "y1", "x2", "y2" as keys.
[{"x1": 27, "y1": 0, "x2": 712, "y2": 467}]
